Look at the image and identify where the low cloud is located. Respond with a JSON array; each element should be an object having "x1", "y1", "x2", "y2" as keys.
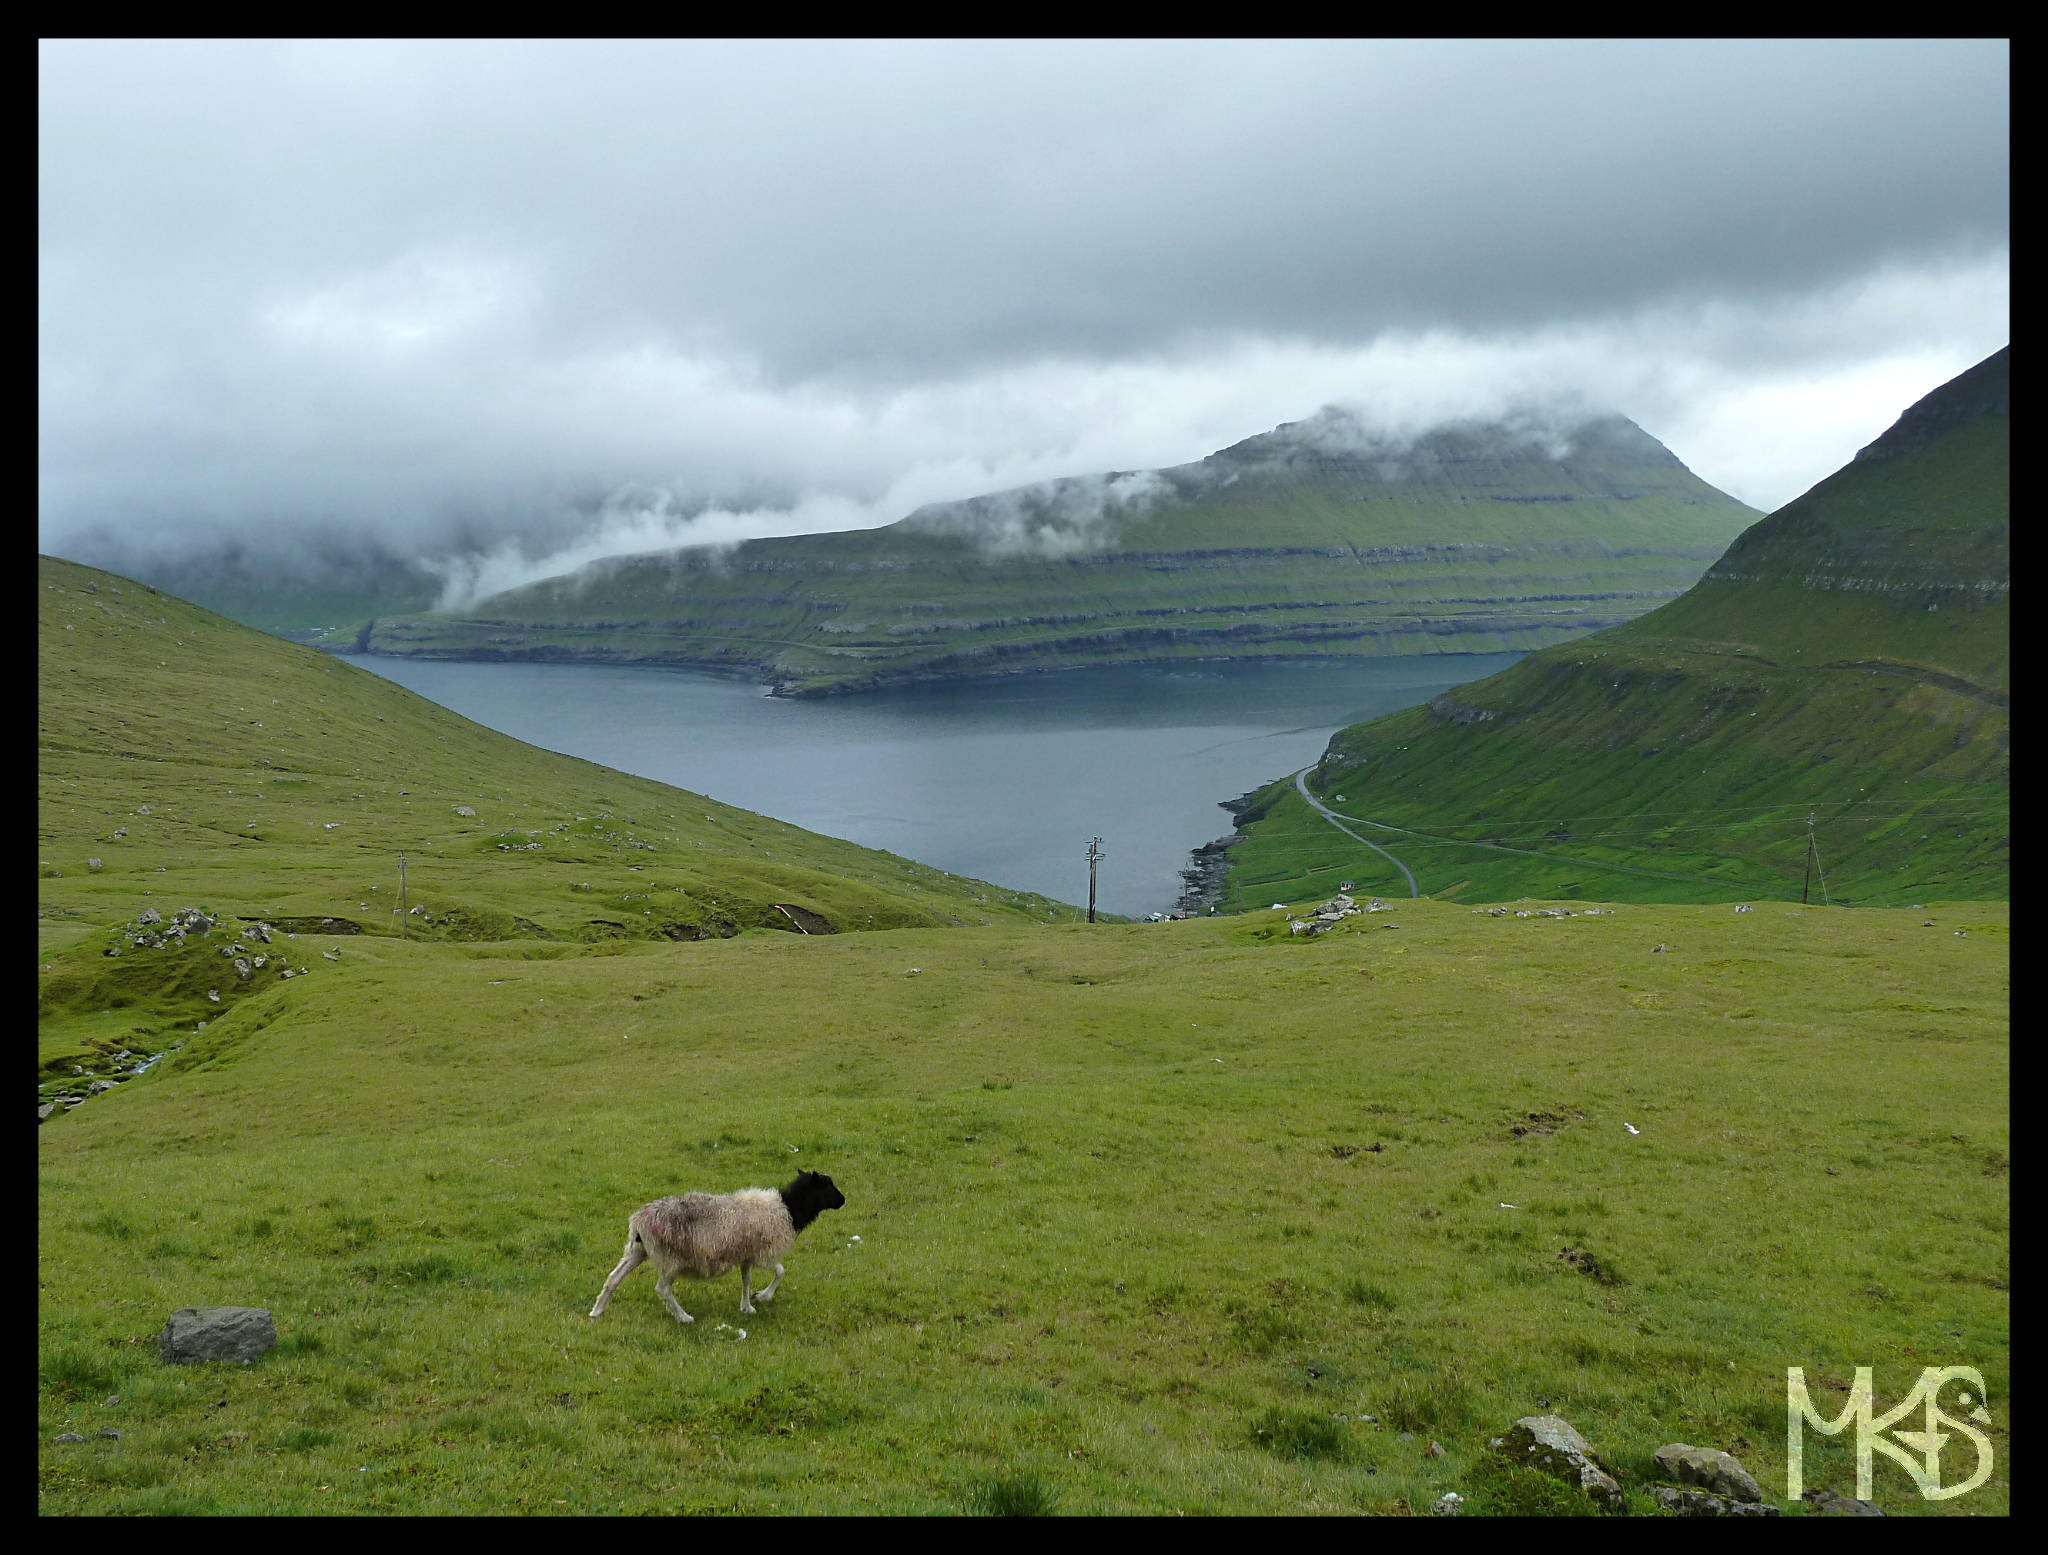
[
  {"x1": 41, "y1": 244, "x2": 2006, "y2": 601},
  {"x1": 900, "y1": 468, "x2": 1175, "y2": 559}
]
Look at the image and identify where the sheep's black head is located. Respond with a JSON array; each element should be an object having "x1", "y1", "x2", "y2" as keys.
[{"x1": 783, "y1": 1170, "x2": 847, "y2": 1231}]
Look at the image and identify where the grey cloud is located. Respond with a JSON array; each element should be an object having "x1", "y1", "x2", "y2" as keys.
[{"x1": 38, "y1": 39, "x2": 2007, "y2": 578}]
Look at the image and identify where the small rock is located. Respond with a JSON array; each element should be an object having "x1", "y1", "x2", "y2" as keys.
[
  {"x1": 1652, "y1": 943, "x2": 1668, "y2": 953},
  {"x1": 53, "y1": 1432, "x2": 86, "y2": 1443},
  {"x1": 1398, "y1": 1431, "x2": 1416, "y2": 1442},
  {"x1": 453, "y1": 805, "x2": 476, "y2": 817},
  {"x1": 1426, "y1": 1440, "x2": 1446, "y2": 1459},
  {"x1": 87, "y1": 857, "x2": 104, "y2": 871},
  {"x1": 99, "y1": 1428, "x2": 122, "y2": 1440},
  {"x1": 1433, "y1": 1492, "x2": 1465, "y2": 1516},
  {"x1": 1801, "y1": 1489, "x2": 1885, "y2": 1516},
  {"x1": 105, "y1": 1396, "x2": 120, "y2": 1406},
  {"x1": 38, "y1": 1103, "x2": 56, "y2": 1122},
  {"x1": 1654, "y1": 1442, "x2": 1763, "y2": 1503}
]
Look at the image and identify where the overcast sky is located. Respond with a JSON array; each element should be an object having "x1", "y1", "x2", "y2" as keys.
[{"x1": 39, "y1": 38, "x2": 2008, "y2": 599}]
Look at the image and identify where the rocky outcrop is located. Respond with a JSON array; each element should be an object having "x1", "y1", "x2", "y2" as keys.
[
  {"x1": 1428, "y1": 693, "x2": 1502, "y2": 725},
  {"x1": 1495, "y1": 1414, "x2": 1623, "y2": 1511},
  {"x1": 1651, "y1": 1487, "x2": 1779, "y2": 1517}
]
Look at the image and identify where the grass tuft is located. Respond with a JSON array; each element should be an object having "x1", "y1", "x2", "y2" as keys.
[{"x1": 969, "y1": 1473, "x2": 1060, "y2": 1516}]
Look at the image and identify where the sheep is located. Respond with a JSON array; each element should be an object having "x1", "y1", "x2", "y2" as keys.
[{"x1": 587, "y1": 1169, "x2": 847, "y2": 1325}]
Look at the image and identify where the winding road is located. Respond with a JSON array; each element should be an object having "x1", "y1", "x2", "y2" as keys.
[
  {"x1": 1293, "y1": 769, "x2": 1420, "y2": 898},
  {"x1": 1291, "y1": 769, "x2": 1733, "y2": 896}
]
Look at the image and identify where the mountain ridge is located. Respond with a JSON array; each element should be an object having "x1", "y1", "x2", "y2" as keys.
[
  {"x1": 1215, "y1": 349, "x2": 2010, "y2": 908},
  {"x1": 364, "y1": 404, "x2": 1760, "y2": 695}
]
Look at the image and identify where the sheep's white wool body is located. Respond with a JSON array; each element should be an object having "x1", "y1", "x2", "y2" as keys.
[
  {"x1": 638, "y1": 1189, "x2": 796, "y2": 1278},
  {"x1": 588, "y1": 1187, "x2": 795, "y2": 1324}
]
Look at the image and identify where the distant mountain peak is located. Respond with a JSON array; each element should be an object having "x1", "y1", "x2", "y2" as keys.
[{"x1": 1200, "y1": 404, "x2": 1679, "y2": 479}]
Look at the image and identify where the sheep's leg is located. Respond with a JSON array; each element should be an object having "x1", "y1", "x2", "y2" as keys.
[
  {"x1": 653, "y1": 1271, "x2": 695, "y2": 1325},
  {"x1": 754, "y1": 1262, "x2": 785, "y2": 1303},
  {"x1": 588, "y1": 1235, "x2": 646, "y2": 1319},
  {"x1": 738, "y1": 1263, "x2": 756, "y2": 1315}
]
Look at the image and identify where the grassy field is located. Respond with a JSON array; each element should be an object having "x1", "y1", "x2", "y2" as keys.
[
  {"x1": 39, "y1": 557, "x2": 2009, "y2": 1515},
  {"x1": 38, "y1": 904, "x2": 2009, "y2": 1515}
]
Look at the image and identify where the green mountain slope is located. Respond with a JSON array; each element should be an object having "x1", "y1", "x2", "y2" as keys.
[
  {"x1": 1220, "y1": 349, "x2": 2009, "y2": 908},
  {"x1": 38, "y1": 554, "x2": 1081, "y2": 1086},
  {"x1": 366, "y1": 410, "x2": 1760, "y2": 695},
  {"x1": 97, "y1": 543, "x2": 448, "y2": 644}
]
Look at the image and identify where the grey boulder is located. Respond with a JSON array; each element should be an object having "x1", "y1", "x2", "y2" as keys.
[
  {"x1": 1497, "y1": 1414, "x2": 1623, "y2": 1511},
  {"x1": 1655, "y1": 1442, "x2": 1764, "y2": 1503},
  {"x1": 157, "y1": 1306, "x2": 277, "y2": 1365}
]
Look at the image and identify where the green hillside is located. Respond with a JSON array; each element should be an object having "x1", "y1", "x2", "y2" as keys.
[
  {"x1": 38, "y1": 554, "x2": 1082, "y2": 1080},
  {"x1": 1220, "y1": 350, "x2": 2010, "y2": 909},
  {"x1": 63, "y1": 543, "x2": 448, "y2": 644},
  {"x1": 365, "y1": 411, "x2": 1761, "y2": 696}
]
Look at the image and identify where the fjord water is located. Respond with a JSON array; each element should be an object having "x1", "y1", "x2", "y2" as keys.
[{"x1": 353, "y1": 653, "x2": 1524, "y2": 916}]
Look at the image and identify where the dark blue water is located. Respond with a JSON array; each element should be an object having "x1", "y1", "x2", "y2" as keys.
[{"x1": 353, "y1": 654, "x2": 1523, "y2": 916}]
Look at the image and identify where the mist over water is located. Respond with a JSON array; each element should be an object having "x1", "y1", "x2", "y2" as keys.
[{"x1": 350, "y1": 653, "x2": 1525, "y2": 915}]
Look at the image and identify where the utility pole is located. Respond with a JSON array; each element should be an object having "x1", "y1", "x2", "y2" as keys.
[
  {"x1": 1085, "y1": 836, "x2": 1104, "y2": 923},
  {"x1": 1801, "y1": 812, "x2": 1815, "y2": 905},
  {"x1": 399, "y1": 853, "x2": 408, "y2": 938}
]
